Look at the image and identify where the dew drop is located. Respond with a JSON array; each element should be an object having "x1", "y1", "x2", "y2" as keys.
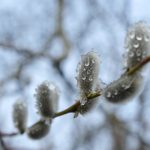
[
  {"x1": 136, "y1": 36, "x2": 142, "y2": 41},
  {"x1": 106, "y1": 92, "x2": 111, "y2": 98},
  {"x1": 129, "y1": 31, "x2": 135, "y2": 39},
  {"x1": 87, "y1": 70, "x2": 90, "y2": 75},
  {"x1": 92, "y1": 59, "x2": 95, "y2": 64},
  {"x1": 89, "y1": 76, "x2": 93, "y2": 81},
  {"x1": 133, "y1": 42, "x2": 140, "y2": 48},
  {"x1": 136, "y1": 50, "x2": 141, "y2": 56},
  {"x1": 129, "y1": 52, "x2": 134, "y2": 57},
  {"x1": 144, "y1": 35, "x2": 150, "y2": 42},
  {"x1": 82, "y1": 76, "x2": 86, "y2": 80},
  {"x1": 85, "y1": 57, "x2": 90, "y2": 66}
]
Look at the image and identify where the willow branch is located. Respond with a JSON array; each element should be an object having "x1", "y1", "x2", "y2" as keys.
[
  {"x1": 2, "y1": 55, "x2": 150, "y2": 139},
  {"x1": 0, "y1": 131, "x2": 19, "y2": 137},
  {"x1": 54, "y1": 55, "x2": 150, "y2": 118},
  {"x1": 53, "y1": 91, "x2": 101, "y2": 118},
  {"x1": 127, "y1": 55, "x2": 150, "y2": 75}
]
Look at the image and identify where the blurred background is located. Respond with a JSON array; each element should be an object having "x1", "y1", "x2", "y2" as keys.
[{"x1": 0, "y1": 0, "x2": 150, "y2": 150}]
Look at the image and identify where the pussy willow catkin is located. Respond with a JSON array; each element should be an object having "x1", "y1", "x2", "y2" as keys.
[
  {"x1": 103, "y1": 74, "x2": 143, "y2": 103},
  {"x1": 125, "y1": 21, "x2": 150, "y2": 69},
  {"x1": 34, "y1": 81, "x2": 59, "y2": 118},
  {"x1": 27, "y1": 120, "x2": 50, "y2": 139},
  {"x1": 13, "y1": 100, "x2": 27, "y2": 133}
]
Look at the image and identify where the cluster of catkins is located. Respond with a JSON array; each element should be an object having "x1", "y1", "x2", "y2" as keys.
[
  {"x1": 13, "y1": 82, "x2": 59, "y2": 139},
  {"x1": 12, "y1": 21, "x2": 150, "y2": 139}
]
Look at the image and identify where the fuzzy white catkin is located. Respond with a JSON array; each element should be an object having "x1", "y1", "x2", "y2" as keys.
[
  {"x1": 35, "y1": 81, "x2": 59, "y2": 118},
  {"x1": 125, "y1": 21, "x2": 150, "y2": 69},
  {"x1": 78, "y1": 97, "x2": 99, "y2": 115},
  {"x1": 77, "y1": 80, "x2": 101, "y2": 115},
  {"x1": 27, "y1": 120, "x2": 50, "y2": 139},
  {"x1": 13, "y1": 100, "x2": 27, "y2": 133},
  {"x1": 103, "y1": 74, "x2": 143, "y2": 103},
  {"x1": 76, "y1": 52, "x2": 100, "y2": 103}
]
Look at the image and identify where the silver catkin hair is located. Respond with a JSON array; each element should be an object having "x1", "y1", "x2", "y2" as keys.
[
  {"x1": 13, "y1": 100, "x2": 27, "y2": 133},
  {"x1": 76, "y1": 51, "x2": 100, "y2": 104},
  {"x1": 103, "y1": 74, "x2": 143, "y2": 103},
  {"x1": 125, "y1": 21, "x2": 150, "y2": 69},
  {"x1": 27, "y1": 120, "x2": 50, "y2": 139},
  {"x1": 35, "y1": 81, "x2": 59, "y2": 118}
]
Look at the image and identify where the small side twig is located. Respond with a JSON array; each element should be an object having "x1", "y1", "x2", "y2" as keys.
[
  {"x1": 0, "y1": 132, "x2": 19, "y2": 137},
  {"x1": 53, "y1": 91, "x2": 101, "y2": 118}
]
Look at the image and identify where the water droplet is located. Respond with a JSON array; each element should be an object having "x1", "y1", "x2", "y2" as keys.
[
  {"x1": 133, "y1": 42, "x2": 139, "y2": 48},
  {"x1": 87, "y1": 70, "x2": 90, "y2": 75},
  {"x1": 84, "y1": 57, "x2": 90, "y2": 66},
  {"x1": 92, "y1": 59, "x2": 95, "y2": 64},
  {"x1": 136, "y1": 36, "x2": 142, "y2": 41},
  {"x1": 106, "y1": 92, "x2": 111, "y2": 98},
  {"x1": 136, "y1": 50, "x2": 141, "y2": 56},
  {"x1": 49, "y1": 84, "x2": 55, "y2": 90},
  {"x1": 129, "y1": 52, "x2": 134, "y2": 57},
  {"x1": 82, "y1": 76, "x2": 86, "y2": 80},
  {"x1": 129, "y1": 31, "x2": 135, "y2": 39},
  {"x1": 144, "y1": 35, "x2": 150, "y2": 42},
  {"x1": 114, "y1": 90, "x2": 118, "y2": 95},
  {"x1": 89, "y1": 76, "x2": 93, "y2": 81},
  {"x1": 124, "y1": 84, "x2": 131, "y2": 90}
]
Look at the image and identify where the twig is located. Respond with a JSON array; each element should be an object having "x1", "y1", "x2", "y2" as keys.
[
  {"x1": 0, "y1": 132, "x2": 19, "y2": 137},
  {"x1": 127, "y1": 56, "x2": 150, "y2": 75},
  {"x1": 53, "y1": 91, "x2": 101, "y2": 118}
]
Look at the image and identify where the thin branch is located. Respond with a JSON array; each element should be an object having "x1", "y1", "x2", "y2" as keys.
[
  {"x1": 0, "y1": 132, "x2": 19, "y2": 137},
  {"x1": 53, "y1": 91, "x2": 101, "y2": 118},
  {"x1": 53, "y1": 101, "x2": 80, "y2": 118},
  {"x1": 127, "y1": 55, "x2": 150, "y2": 75},
  {"x1": 53, "y1": 54, "x2": 150, "y2": 118}
]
